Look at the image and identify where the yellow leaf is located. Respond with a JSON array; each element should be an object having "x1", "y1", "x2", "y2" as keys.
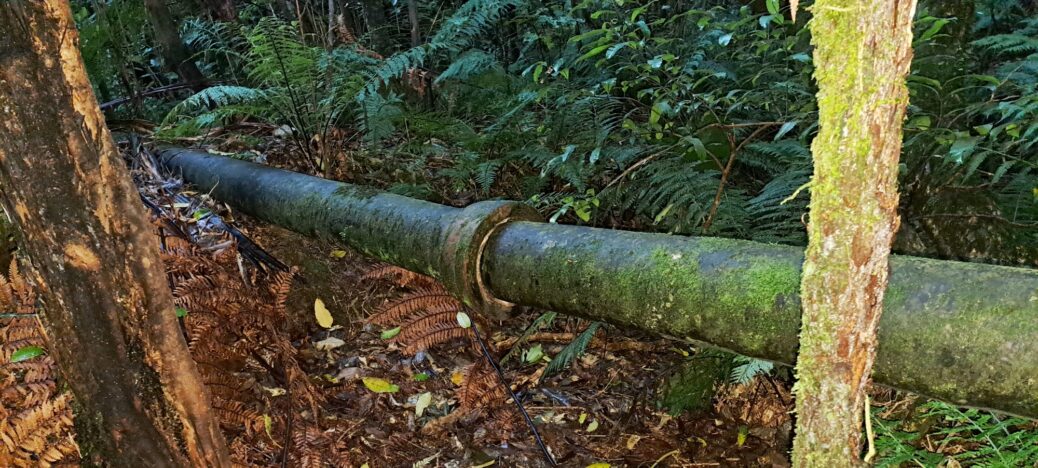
[
  {"x1": 330, "y1": 250, "x2": 347, "y2": 258},
  {"x1": 263, "y1": 414, "x2": 273, "y2": 438},
  {"x1": 586, "y1": 463, "x2": 611, "y2": 468},
  {"x1": 586, "y1": 420, "x2": 599, "y2": 433},
  {"x1": 314, "y1": 298, "x2": 333, "y2": 328},
  {"x1": 361, "y1": 377, "x2": 400, "y2": 393},
  {"x1": 626, "y1": 434, "x2": 641, "y2": 450},
  {"x1": 737, "y1": 425, "x2": 748, "y2": 447},
  {"x1": 450, "y1": 371, "x2": 464, "y2": 386},
  {"x1": 578, "y1": 412, "x2": 588, "y2": 424}
]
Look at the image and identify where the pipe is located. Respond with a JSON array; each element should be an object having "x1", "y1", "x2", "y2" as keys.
[{"x1": 159, "y1": 148, "x2": 1038, "y2": 419}]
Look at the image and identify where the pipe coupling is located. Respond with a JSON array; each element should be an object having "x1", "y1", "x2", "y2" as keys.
[{"x1": 439, "y1": 200, "x2": 540, "y2": 320}]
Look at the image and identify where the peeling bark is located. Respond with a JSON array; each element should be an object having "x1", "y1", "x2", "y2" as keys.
[
  {"x1": 791, "y1": 1, "x2": 919, "y2": 466},
  {"x1": 0, "y1": 2, "x2": 228, "y2": 466}
]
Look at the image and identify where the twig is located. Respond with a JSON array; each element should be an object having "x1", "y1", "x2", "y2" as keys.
[
  {"x1": 650, "y1": 449, "x2": 681, "y2": 467},
  {"x1": 864, "y1": 395, "x2": 876, "y2": 464},
  {"x1": 471, "y1": 325, "x2": 557, "y2": 466},
  {"x1": 702, "y1": 124, "x2": 779, "y2": 232}
]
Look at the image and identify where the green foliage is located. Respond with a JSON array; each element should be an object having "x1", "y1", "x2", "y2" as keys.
[
  {"x1": 873, "y1": 400, "x2": 1038, "y2": 467},
  {"x1": 729, "y1": 356, "x2": 774, "y2": 385},
  {"x1": 540, "y1": 321, "x2": 600, "y2": 381}
]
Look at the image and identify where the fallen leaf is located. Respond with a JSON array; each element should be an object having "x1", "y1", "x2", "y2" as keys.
[
  {"x1": 335, "y1": 367, "x2": 362, "y2": 381},
  {"x1": 315, "y1": 337, "x2": 346, "y2": 350},
  {"x1": 413, "y1": 372, "x2": 430, "y2": 382},
  {"x1": 10, "y1": 346, "x2": 45, "y2": 363},
  {"x1": 361, "y1": 377, "x2": 399, "y2": 393},
  {"x1": 415, "y1": 392, "x2": 432, "y2": 417},
  {"x1": 587, "y1": 420, "x2": 599, "y2": 433},
  {"x1": 262, "y1": 386, "x2": 286, "y2": 397},
  {"x1": 586, "y1": 463, "x2": 610, "y2": 468},
  {"x1": 578, "y1": 412, "x2": 588, "y2": 424},
  {"x1": 472, "y1": 461, "x2": 495, "y2": 468},
  {"x1": 314, "y1": 298, "x2": 334, "y2": 328},
  {"x1": 330, "y1": 250, "x2": 348, "y2": 258},
  {"x1": 524, "y1": 344, "x2": 544, "y2": 364},
  {"x1": 456, "y1": 311, "x2": 471, "y2": 328},
  {"x1": 450, "y1": 371, "x2": 464, "y2": 386},
  {"x1": 263, "y1": 414, "x2": 273, "y2": 438},
  {"x1": 380, "y1": 326, "x2": 401, "y2": 340},
  {"x1": 626, "y1": 434, "x2": 642, "y2": 450}
]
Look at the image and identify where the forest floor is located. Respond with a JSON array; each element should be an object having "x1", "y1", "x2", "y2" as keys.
[
  {"x1": 130, "y1": 136, "x2": 797, "y2": 466},
  {"x1": 239, "y1": 220, "x2": 795, "y2": 467}
]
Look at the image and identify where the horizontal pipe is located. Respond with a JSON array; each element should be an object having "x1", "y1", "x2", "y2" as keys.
[{"x1": 160, "y1": 148, "x2": 1038, "y2": 419}]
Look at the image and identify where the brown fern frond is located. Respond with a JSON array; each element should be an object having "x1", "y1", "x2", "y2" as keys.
[
  {"x1": 368, "y1": 289, "x2": 460, "y2": 326},
  {"x1": 457, "y1": 360, "x2": 506, "y2": 412},
  {"x1": 392, "y1": 310, "x2": 461, "y2": 345},
  {"x1": 361, "y1": 264, "x2": 440, "y2": 289},
  {"x1": 403, "y1": 322, "x2": 473, "y2": 355},
  {"x1": 211, "y1": 399, "x2": 266, "y2": 436}
]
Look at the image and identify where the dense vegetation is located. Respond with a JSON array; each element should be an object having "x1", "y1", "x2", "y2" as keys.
[{"x1": 68, "y1": 0, "x2": 1038, "y2": 464}]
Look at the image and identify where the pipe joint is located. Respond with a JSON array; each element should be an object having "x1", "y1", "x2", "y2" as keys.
[{"x1": 438, "y1": 200, "x2": 540, "y2": 320}]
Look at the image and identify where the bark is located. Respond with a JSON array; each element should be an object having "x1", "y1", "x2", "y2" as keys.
[
  {"x1": 791, "y1": 1, "x2": 918, "y2": 466},
  {"x1": 203, "y1": 0, "x2": 237, "y2": 21},
  {"x1": 143, "y1": 0, "x2": 207, "y2": 88},
  {"x1": 160, "y1": 148, "x2": 1038, "y2": 420},
  {"x1": 408, "y1": 0, "x2": 420, "y2": 47},
  {"x1": 0, "y1": 3, "x2": 229, "y2": 467},
  {"x1": 361, "y1": 0, "x2": 392, "y2": 54}
]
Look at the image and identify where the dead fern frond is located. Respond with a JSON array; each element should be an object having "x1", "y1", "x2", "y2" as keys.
[
  {"x1": 404, "y1": 322, "x2": 474, "y2": 355},
  {"x1": 368, "y1": 289, "x2": 460, "y2": 326},
  {"x1": 458, "y1": 360, "x2": 506, "y2": 412},
  {"x1": 361, "y1": 264, "x2": 440, "y2": 290},
  {"x1": 0, "y1": 260, "x2": 78, "y2": 467}
]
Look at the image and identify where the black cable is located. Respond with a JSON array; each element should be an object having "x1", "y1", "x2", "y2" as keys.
[{"x1": 471, "y1": 324, "x2": 557, "y2": 467}]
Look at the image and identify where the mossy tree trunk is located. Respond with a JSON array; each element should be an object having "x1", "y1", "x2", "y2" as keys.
[
  {"x1": 0, "y1": 1, "x2": 229, "y2": 466},
  {"x1": 791, "y1": 1, "x2": 918, "y2": 466}
]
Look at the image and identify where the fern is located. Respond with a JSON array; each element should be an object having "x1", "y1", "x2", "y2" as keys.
[
  {"x1": 729, "y1": 356, "x2": 775, "y2": 385},
  {"x1": 540, "y1": 321, "x2": 600, "y2": 381}
]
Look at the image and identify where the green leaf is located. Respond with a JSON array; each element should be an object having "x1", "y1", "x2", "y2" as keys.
[
  {"x1": 524, "y1": 344, "x2": 544, "y2": 363},
  {"x1": 413, "y1": 372, "x2": 430, "y2": 382},
  {"x1": 381, "y1": 326, "x2": 401, "y2": 339},
  {"x1": 774, "y1": 121, "x2": 797, "y2": 141},
  {"x1": 362, "y1": 377, "x2": 400, "y2": 393},
  {"x1": 175, "y1": 306, "x2": 189, "y2": 318},
  {"x1": 10, "y1": 346, "x2": 45, "y2": 363},
  {"x1": 456, "y1": 311, "x2": 472, "y2": 328},
  {"x1": 578, "y1": 44, "x2": 612, "y2": 63},
  {"x1": 919, "y1": 18, "x2": 950, "y2": 42}
]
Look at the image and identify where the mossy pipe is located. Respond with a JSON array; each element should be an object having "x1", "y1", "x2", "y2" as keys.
[
  {"x1": 160, "y1": 149, "x2": 1038, "y2": 419},
  {"x1": 483, "y1": 221, "x2": 1038, "y2": 418},
  {"x1": 159, "y1": 149, "x2": 538, "y2": 316}
]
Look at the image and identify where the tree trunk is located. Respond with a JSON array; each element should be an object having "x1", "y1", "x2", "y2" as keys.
[
  {"x1": 143, "y1": 0, "x2": 207, "y2": 88},
  {"x1": 0, "y1": 1, "x2": 229, "y2": 466},
  {"x1": 408, "y1": 0, "x2": 420, "y2": 47},
  {"x1": 361, "y1": 0, "x2": 392, "y2": 54},
  {"x1": 791, "y1": 1, "x2": 918, "y2": 466},
  {"x1": 204, "y1": 0, "x2": 237, "y2": 21}
]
